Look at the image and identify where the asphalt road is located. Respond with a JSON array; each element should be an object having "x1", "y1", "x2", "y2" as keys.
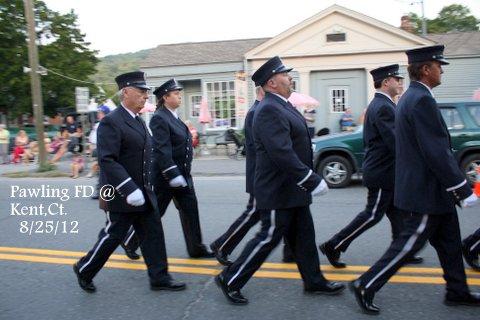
[{"x1": 0, "y1": 174, "x2": 479, "y2": 320}]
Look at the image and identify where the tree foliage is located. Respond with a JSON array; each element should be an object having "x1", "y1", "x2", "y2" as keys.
[
  {"x1": 0, "y1": 0, "x2": 98, "y2": 118},
  {"x1": 408, "y1": 4, "x2": 479, "y2": 34}
]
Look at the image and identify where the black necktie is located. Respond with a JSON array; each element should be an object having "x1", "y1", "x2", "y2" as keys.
[{"x1": 135, "y1": 115, "x2": 146, "y2": 133}]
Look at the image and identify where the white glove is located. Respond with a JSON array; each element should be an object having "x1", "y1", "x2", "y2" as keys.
[
  {"x1": 311, "y1": 179, "x2": 329, "y2": 197},
  {"x1": 169, "y1": 175, "x2": 188, "y2": 188},
  {"x1": 462, "y1": 193, "x2": 479, "y2": 208},
  {"x1": 126, "y1": 188, "x2": 145, "y2": 207}
]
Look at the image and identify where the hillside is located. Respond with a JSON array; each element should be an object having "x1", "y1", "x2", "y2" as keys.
[{"x1": 90, "y1": 49, "x2": 152, "y2": 96}]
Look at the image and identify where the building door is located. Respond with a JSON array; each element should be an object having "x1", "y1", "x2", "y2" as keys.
[{"x1": 310, "y1": 69, "x2": 366, "y2": 133}]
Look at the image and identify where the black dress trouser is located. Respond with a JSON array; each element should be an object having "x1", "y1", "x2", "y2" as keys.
[
  {"x1": 222, "y1": 206, "x2": 327, "y2": 291},
  {"x1": 77, "y1": 210, "x2": 169, "y2": 282},
  {"x1": 327, "y1": 188, "x2": 403, "y2": 252},
  {"x1": 210, "y1": 194, "x2": 292, "y2": 259},
  {"x1": 464, "y1": 227, "x2": 480, "y2": 256},
  {"x1": 358, "y1": 211, "x2": 470, "y2": 298},
  {"x1": 124, "y1": 184, "x2": 206, "y2": 257}
]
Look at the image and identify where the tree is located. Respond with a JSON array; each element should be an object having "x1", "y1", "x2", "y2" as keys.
[
  {"x1": 408, "y1": 4, "x2": 479, "y2": 35},
  {"x1": 0, "y1": 0, "x2": 98, "y2": 119},
  {"x1": 429, "y1": 4, "x2": 479, "y2": 33}
]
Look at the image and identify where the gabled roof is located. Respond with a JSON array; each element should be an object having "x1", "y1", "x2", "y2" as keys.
[
  {"x1": 245, "y1": 4, "x2": 432, "y2": 59},
  {"x1": 140, "y1": 38, "x2": 269, "y2": 68},
  {"x1": 427, "y1": 31, "x2": 480, "y2": 57}
]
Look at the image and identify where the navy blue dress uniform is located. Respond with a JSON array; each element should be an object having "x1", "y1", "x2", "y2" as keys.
[
  {"x1": 124, "y1": 78, "x2": 212, "y2": 258},
  {"x1": 320, "y1": 64, "x2": 408, "y2": 268},
  {"x1": 209, "y1": 100, "x2": 261, "y2": 265},
  {"x1": 74, "y1": 71, "x2": 184, "y2": 292},
  {"x1": 210, "y1": 97, "x2": 294, "y2": 265},
  {"x1": 352, "y1": 45, "x2": 480, "y2": 314},
  {"x1": 463, "y1": 228, "x2": 480, "y2": 271},
  {"x1": 217, "y1": 57, "x2": 344, "y2": 304}
]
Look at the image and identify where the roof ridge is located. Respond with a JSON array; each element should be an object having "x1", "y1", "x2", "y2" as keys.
[{"x1": 153, "y1": 37, "x2": 271, "y2": 48}]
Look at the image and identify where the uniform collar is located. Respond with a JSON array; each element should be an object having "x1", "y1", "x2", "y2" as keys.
[
  {"x1": 376, "y1": 91, "x2": 395, "y2": 104},
  {"x1": 165, "y1": 106, "x2": 179, "y2": 119},
  {"x1": 415, "y1": 81, "x2": 435, "y2": 98},
  {"x1": 271, "y1": 92, "x2": 288, "y2": 103},
  {"x1": 121, "y1": 103, "x2": 137, "y2": 118}
]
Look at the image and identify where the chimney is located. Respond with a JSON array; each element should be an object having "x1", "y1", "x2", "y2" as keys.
[{"x1": 400, "y1": 15, "x2": 414, "y2": 33}]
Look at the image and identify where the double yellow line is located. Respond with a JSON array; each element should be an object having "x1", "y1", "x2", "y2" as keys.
[{"x1": 1, "y1": 246, "x2": 480, "y2": 286}]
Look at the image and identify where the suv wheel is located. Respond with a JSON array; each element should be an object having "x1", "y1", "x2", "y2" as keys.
[
  {"x1": 460, "y1": 153, "x2": 480, "y2": 187},
  {"x1": 317, "y1": 155, "x2": 353, "y2": 188}
]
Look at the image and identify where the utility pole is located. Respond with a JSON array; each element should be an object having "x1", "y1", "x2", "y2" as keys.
[
  {"x1": 420, "y1": 0, "x2": 427, "y2": 36},
  {"x1": 24, "y1": 0, "x2": 48, "y2": 170}
]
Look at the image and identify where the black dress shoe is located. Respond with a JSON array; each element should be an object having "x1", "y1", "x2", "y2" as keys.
[
  {"x1": 462, "y1": 242, "x2": 480, "y2": 271},
  {"x1": 210, "y1": 244, "x2": 233, "y2": 266},
  {"x1": 319, "y1": 242, "x2": 346, "y2": 268},
  {"x1": 190, "y1": 246, "x2": 216, "y2": 258},
  {"x1": 349, "y1": 280, "x2": 380, "y2": 314},
  {"x1": 215, "y1": 274, "x2": 248, "y2": 305},
  {"x1": 150, "y1": 279, "x2": 186, "y2": 291},
  {"x1": 73, "y1": 263, "x2": 96, "y2": 293},
  {"x1": 121, "y1": 244, "x2": 140, "y2": 260},
  {"x1": 444, "y1": 292, "x2": 480, "y2": 306},
  {"x1": 405, "y1": 256, "x2": 423, "y2": 265},
  {"x1": 305, "y1": 281, "x2": 345, "y2": 295}
]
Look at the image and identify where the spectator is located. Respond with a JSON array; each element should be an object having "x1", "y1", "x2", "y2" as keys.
[
  {"x1": 29, "y1": 133, "x2": 52, "y2": 158},
  {"x1": 87, "y1": 105, "x2": 110, "y2": 183},
  {"x1": 12, "y1": 130, "x2": 33, "y2": 163},
  {"x1": 70, "y1": 153, "x2": 85, "y2": 179},
  {"x1": 340, "y1": 107, "x2": 357, "y2": 131},
  {"x1": 184, "y1": 120, "x2": 199, "y2": 148},
  {"x1": 65, "y1": 115, "x2": 77, "y2": 134},
  {"x1": 50, "y1": 129, "x2": 70, "y2": 163},
  {"x1": 0, "y1": 124, "x2": 10, "y2": 164}
]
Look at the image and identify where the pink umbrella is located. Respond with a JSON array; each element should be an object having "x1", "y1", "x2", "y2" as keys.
[
  {"x1": 473, "y1": 88, "x2": 480, "y2": 101},
  {"x1": 198, "y1": 98, "x2": 211, "y2": 123},
  {"x1": 288, "y1": 92, "x2": 319, "y2": 108},
  {"x1": 139, "y1": 101, "x2": 156, "y2": 113}
]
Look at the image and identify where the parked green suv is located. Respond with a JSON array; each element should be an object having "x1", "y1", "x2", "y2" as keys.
[{"x1": 312, "y1": 102, "x2": 480, "y2": 188}]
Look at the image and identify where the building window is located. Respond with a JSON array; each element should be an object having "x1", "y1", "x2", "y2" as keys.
[
  {"x1": 190, "y1": 94, "x2": 202, "y2": 117},
  {"x1": 326, "y1": 33, "x2": 346, "y2": 42},
  {"x1": 206, "y1": 81, "x2": 236, "y2": 128},
  {"x1": 292, "y1": 79, "x2": 298, "y2": 91},
  {"x1": 330, "y1": 87, "x2": 348, "y2": 113}
]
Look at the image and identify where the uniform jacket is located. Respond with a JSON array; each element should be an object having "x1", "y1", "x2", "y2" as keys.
[
  {"x1": 97, "y1": 105, "x2": 157, "y2": 213},
  {"x1": 150, "y1": 106, "x2": 194, "y2": 190},
  {"x1": 362, "y1": 92, "x2": 396, "y2": 190},
  {"x1": 252, "y1": 92, "x2": 321, "y2": 210},
  {"x1": 244, "y1": 100, "x2": 259, "y2": 194},
  {"x1": 394, "y1": 81, "x2": 471, "y2": 215}
]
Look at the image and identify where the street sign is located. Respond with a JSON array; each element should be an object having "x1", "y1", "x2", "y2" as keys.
[{"x1": 75, "y1": 87, "x2": 89, "y2": 113}]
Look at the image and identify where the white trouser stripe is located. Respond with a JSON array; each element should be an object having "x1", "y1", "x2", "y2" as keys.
[
  {"x1": 79, "y1": 212, "x2": 112, "y2": 273},
  {"x1": 470, "y1": 239, "x2": 480, "y2": 252},
  {"x1": 228, "y1": 209, "x2": 276, "y2": 287},
  {"x1": 334, "y1": 189, "x2": 383, "y2": 251},
  {"x1": 365, "y1": 213, "x2": 429, "y2": 289},
  {"x1": 123, "y1": 226, "x2": 135, "y2": 246},
  {"x1": 219, "y1": 204, "x2": 257, "y2": 252}
]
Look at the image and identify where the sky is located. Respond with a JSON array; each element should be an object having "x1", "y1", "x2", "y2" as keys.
[{"x1": 42, "y1": 0, "x2": 480, "y2": 57}]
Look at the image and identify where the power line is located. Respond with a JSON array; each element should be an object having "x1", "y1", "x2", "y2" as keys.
[{"x1": 41, "y1": 66, "x2": 116, "y2": 86}]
